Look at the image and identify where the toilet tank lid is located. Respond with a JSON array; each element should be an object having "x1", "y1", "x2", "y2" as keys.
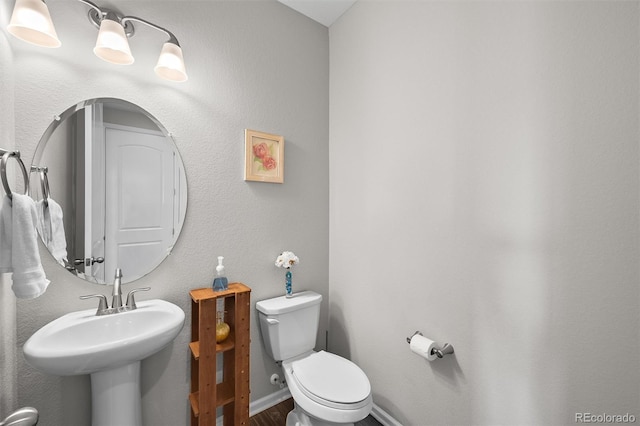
[{"x1": 256, "y1": 291, "x2": 322, "y2": 315}]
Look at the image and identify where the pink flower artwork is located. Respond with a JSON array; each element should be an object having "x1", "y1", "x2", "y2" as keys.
[
  {"x1": 245, "y1": 129, "x2": 284, "y2": 183},
  {"x1": 252, "y1": 141, "x2": 278, "y2": 172}
]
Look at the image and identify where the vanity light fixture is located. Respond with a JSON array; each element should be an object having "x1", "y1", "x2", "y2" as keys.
[
  {"x1": 7, "y1": 0, "x2": 188, "y2": 82},
  {"x1": 7, "y1": 0, "x2": 61, "y2": 48}
]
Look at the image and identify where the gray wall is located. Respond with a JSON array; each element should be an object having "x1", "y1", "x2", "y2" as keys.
[
  {"x1": 4, "y1": 1, "x2": 328, "y2": 425},
  {"x1": 0, "y1": 0, "x2": 17, "y2": 418},
  {"x1": 329, "y1": 1, "x2": 639, "y2": 425}
]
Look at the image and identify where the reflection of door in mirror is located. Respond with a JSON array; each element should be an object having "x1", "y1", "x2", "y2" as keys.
[
  {"x1": 83, "y1": 104, "x2": 177, "y2": 283},
  {"x1": 104, "y1": 127, "x2": 174, "y2": 283}
]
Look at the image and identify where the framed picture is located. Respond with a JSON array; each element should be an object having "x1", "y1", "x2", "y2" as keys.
[{"x1": 244, "y1": 129, "x2": 284, "y2": 183}]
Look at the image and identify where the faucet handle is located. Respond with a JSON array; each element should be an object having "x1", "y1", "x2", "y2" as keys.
[
  {"x1": 125, "y1": 287, "x2": 150, "y2": 310},
  {"x1": 80, "y1": 294, "x2": 109, "y2": 315}
]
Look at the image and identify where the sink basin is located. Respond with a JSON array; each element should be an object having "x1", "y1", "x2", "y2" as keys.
[
  {"x1": 23, "y1": 299, "x2": 184, "y2": 426},
  {"x1": 24, "y1": 299, "x2": 185, "y2": 376}
]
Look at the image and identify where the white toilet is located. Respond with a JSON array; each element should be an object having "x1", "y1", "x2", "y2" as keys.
[{"x1": 256, "y1": 291, "x2": 373, "y2": 426}]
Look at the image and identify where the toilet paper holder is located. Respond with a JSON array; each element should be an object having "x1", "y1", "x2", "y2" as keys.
[{"x1": 406, "y1": 331, "x2": 454, "y2": 359}]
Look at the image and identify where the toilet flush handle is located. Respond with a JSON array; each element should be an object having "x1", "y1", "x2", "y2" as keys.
[{"x1": 266, "y1": 318, "x2": 279, "y2": 325}]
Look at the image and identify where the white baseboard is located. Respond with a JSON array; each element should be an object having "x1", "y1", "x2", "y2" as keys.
[
  {"x1": 245, "y1": 387, "x2": 403, "y2": 426},
  {"x1": 249, "y1": 387, "x2": 293, "y2": 417},
  {"x1": 371, "y1": 403, "x2": 404, "y2": 426}
]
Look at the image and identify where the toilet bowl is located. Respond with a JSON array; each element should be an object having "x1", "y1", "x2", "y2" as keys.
[
  {"x1": 283, "y1": 351, "x2": 372, "y2": 426},
  {"x1": 256, "y1": 291, "x2": 373, "y2": 426}
]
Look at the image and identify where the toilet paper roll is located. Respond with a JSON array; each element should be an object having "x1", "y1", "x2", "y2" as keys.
[{"x1": 409, "y1": 334, "x2": 438, "y2": 361}]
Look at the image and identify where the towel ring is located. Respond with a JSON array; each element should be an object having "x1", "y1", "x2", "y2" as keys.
[
  {"x1": 41, "y1": 170, "x2": 50, "y2": 207},
  {"x1": 39, "y1": 168, "x2": 50, "y2": 207},
  {"x1": 1, "y1": 151, "x2": 30, "y2": 199},
  {"x1": 30, "y1": 166, "x2": 50, "y2": 206}
]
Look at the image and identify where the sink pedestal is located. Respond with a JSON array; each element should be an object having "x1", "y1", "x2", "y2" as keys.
[{"x1": 91, "y1": 361, "x2": 142, "y2": 426}]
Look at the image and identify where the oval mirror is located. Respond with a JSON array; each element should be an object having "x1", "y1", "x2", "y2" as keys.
[{"x1": 31, "y1": 98, "x2": 187, "y2": 285}]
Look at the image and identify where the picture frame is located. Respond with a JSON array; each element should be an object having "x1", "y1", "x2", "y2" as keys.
[{"x1": 244, "y1": 129, "x2": 284, "y2": 183}]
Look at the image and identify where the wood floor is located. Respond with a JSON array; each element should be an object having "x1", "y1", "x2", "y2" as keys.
[
  {"x1": 250, "y1": 398, "x2": 293, "y2": 426},
  {"x1": 249, "y1": 398, "x2": 382, "y2": 426}
]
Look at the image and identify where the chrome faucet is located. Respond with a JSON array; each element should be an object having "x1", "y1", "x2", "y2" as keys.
[
  {"x1": 112, "y1": 268, "x2": 123, "y2": 309},
  {"x1": 80, "y1": 267, "x2": 150, "y2": 316}
]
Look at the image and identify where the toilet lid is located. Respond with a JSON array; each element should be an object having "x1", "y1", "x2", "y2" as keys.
[{"x1": 291, "y1": 351, "x2": 371, "y2": 404}]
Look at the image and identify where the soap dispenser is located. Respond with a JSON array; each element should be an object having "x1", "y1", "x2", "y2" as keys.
[{"x1": 212, "y1": 256, "x2": 229, "y2": 291}]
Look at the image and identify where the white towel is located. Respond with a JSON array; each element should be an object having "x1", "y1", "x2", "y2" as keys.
[
  {"x1": 0, "y1": 196, "x2": 12, "y2": 273},
  {"x1": 36, "y1": 198, "x2": 68, "y2": 267},
  {"x1": 9, "y1": 193, "x2": 50, "y2": 299}
]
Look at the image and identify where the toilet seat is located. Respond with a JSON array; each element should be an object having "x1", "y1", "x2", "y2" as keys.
[{"x1": 290, "y1": 351, "x2": 371, "y2": 410}]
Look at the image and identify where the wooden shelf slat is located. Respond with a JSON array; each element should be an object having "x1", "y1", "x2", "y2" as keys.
[
  {"x1": 216, "y1": 382, "x2": 235, "y2": 407},
  {"x1": 189, "y1": 342, "x2": 199, "y2": 360},
  {"x1": 189, "y1": 392, "x2": 199, "y2": 418},
  {"x1": 189, "y1": 334, "x2": 236, "y2": 360},
  {"x1": 190, "y1": 283, "x2": 251, "y2": 302}
]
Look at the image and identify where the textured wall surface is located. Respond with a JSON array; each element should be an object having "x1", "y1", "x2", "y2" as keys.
[
  {"x1": 4, "y1": 1, "x2": 328, "y2": 425},
  {"x1": 0, "y1": 2, "x2": 17, "y2": 417},
  {"x1": 329, "y1": 2, "x2": 639, "y2": 425}
]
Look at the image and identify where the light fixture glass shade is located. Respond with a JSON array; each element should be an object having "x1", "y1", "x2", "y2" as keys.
[
  {"x1": 93, "y1": 18, "x2": 134, "y2": 65},
  {"x1": 7, "y1": 0, "x2": 61, "y2": 48},
  {"x1": 154, "y1": 42, "x2": 188, "y2": 82}
]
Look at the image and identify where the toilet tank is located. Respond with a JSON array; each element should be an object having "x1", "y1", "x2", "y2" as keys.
[{"x1": 256, "y1": 291, "x2": 322, "y2": 361}]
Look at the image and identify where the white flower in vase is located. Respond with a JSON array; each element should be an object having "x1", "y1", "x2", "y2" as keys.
[
  {"x1": 275, "y1": 251, "x2": 299, "y2": 297},
  {"x1": 275, "y1": 251, "x2": 299, "y2": 269}
]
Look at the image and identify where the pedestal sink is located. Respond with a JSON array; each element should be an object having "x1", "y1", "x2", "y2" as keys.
[{"x1": 23, "y1": 299, "x2": 185, "y2": 426}]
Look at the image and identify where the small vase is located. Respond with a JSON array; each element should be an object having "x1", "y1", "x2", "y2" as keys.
[
  {"x1": 285, "y1": 270, "x2": 292, "y2": 298},
  {"x1": 216, "y1": 312, "x2": 230, "y2": 343}
]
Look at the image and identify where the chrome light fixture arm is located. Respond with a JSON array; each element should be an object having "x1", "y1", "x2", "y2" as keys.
[
  {"x1": 75, "y1": 0, "x2": 102, "y2": 17},
  {"x1": 78, "y1": 0, "x2": 135, "y2": 37},
  {"x1": 76, "y1": 0, "x2": 178, "y2": 44},
  {"x1": 122, "y1": 16, "x2": 180, "y2": 46}
]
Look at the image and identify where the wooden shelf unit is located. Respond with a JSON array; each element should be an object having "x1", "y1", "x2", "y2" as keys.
[{"x1": 189, "y1": 283, "x2": 251, "y2": 426}]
